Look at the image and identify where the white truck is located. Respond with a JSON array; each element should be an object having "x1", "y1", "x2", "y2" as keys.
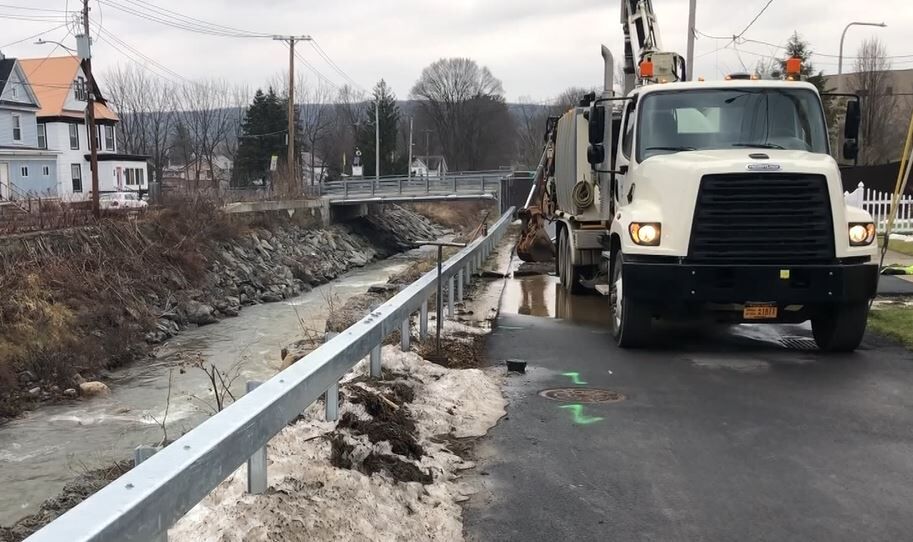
[{"x1": 519, "y1": 0, "x2": 879, "y2": 351}]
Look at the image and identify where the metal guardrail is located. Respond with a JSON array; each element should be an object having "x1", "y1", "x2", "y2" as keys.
[{"x1": 26, "y1": 207, "x2": 516, "y2": 542}]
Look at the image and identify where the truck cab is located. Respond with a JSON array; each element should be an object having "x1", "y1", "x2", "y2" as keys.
[{"x1": 596, "y1": 80, "x2": 879, "y2": 350}]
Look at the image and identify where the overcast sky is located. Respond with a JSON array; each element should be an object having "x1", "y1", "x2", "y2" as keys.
[{"x1": 3, "y1": 0, "x2": 912, "y2": 102}]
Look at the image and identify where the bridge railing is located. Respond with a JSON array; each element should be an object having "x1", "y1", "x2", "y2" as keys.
[
  {"x1": 322, "y1": 172, "x2": 507, "y2": 200},
  {"x1": 25, "y1": 207, "x2": 516, "y2": 542}
]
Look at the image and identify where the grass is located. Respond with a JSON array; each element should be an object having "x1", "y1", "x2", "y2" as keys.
[
  {"x1": 869, "y1": 308, "x2": 913, "y2": 349},
  {"x1": 888, "y1": 239, "x2": 913, "y2": 257}
]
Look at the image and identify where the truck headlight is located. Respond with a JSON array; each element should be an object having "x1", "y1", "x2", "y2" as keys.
[
  {"x1": 630, "y1": 223, "x2": 661, "y2": 246},
  {"x1": 848, "y1": 223, "x2": 876, "y2": 246}
]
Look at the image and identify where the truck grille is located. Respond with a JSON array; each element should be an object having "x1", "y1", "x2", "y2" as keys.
[{"x1": 687, "y1": 173, "x2": 835, "y2": 264}]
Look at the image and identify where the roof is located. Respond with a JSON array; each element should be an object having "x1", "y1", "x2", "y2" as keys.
[
  {"x1": 0, "y1": 58, "x2": 14, "y2": 95},
  {"x1": 414, "y1": 155, "x2": 447, "y2": 170},
  {"x1": 17, "y1": 56, "x2": 117, "y2": 121},
  {"x1": 632, "y1": 79, "x2": 820, "y2": 97}
]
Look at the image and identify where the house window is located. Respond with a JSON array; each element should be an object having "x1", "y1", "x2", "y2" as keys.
[
  {"x1": 75, "y1": 77, "x2": 87, "y2": 101},
  {"x1": 105, "y1": 125, "x2": 115, "y2": 151},
  {"x1": 42, "y1": 166, "x2": 50, "y2": 176},
  {"x1": 11, "y1": 86, "x2": 18, "y2": 99},
  {"x1": 136, "y1": 168, "x2": 144, "y2": 186},
  {"x1": 20, "y1": 166, "x2": 28, "y2": 177},
  {"x1": 69, "y1": 124, "x2": 79, "y2": 150},
  {"x1": 37, "y1": 124, "x2": 47, "y2": 149},
  {"x1": 71, "y1": 164, "x2": 83, "y2": 193},
  {"x1": 124, "y1": 167, "x2": 145, "y2": 186},
  {"x1": 125, "y1": 169, "x2": 134, "y2": 186},
  {"x1": 12, "y1": 114, "x2": 21, "y2": 141}
]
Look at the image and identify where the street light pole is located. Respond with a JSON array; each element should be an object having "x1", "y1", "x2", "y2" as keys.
[
  {"x1": 838, "y1": 21, "x2": 887, "y2": 75},
  {"x1": 686, "y1": 0, "x2": 697, "y2": 81},
  {"x1": 375, "y1": 94, "x2": 380, "y2": 180}
]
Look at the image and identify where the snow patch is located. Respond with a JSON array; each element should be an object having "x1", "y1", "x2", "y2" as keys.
[{"x1": 170, "y1": 345, "x2": 505, "y2": 542}]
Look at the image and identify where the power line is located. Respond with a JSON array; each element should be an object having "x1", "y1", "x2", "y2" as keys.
[
  {"x1": 0, "y1": 3, "x2": 69, "y2": 12},
  {"x1": 0, "y1": 22, "x2": 68, "y2": 49},
  {"x1": 0, "y1": 12, "x2": 70, "y2": 23},
  {"x1": 113, "y1": 0, "x2": 270, "y2": 38},
  {"x1": 292, "y1": 46, "x2": 339, "y2": 91},
  {"x1": 309, "y1": 40, "x2": 365, "y2": 92},
  {"x1": 734, "y1": 0, "x2": 774, "y2": 42},
  {"x1": 97, "y1": 0, "x2": 271, "y2": 38}
]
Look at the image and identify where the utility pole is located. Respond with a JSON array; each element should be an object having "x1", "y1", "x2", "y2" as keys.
[
  {"x1": 407, "y1": 116, "x2": 414, "y2": 181},
  {"x1": 273, "y1": 35, "x2": 311, "y2": 194},
  {"x1": 422, "y1": 129, "x2": 433, "y2": 157},
  {"x1": 686, "y1": 0, "x2": 696, "y2": 81},
  {"x1": 80, "y1": 0, "x2": 100, "y2": 218},
  {"x1": 375, "y1": 94, "x2": 380, "y2": 180}
]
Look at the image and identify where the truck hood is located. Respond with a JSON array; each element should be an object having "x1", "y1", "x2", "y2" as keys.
[{"x1": 619, "y1": 149, "x2": 867, "y2": 258}]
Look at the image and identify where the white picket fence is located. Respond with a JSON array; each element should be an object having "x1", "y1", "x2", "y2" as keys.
[{"x1": 845, "y1": 182, "x2": 913, "y2": 234}]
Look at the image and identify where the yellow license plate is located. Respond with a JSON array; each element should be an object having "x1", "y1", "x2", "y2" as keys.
[{"x1": 743, "y1": 304, "x2": 778, "y2": 320}]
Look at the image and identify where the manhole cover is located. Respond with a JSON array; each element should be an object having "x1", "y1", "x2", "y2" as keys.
[
  {"x1": 779, "y1": 337, "x2": 819, "y2": 351},
  {"x1": 539, "y1": 388, "x2": 625, "y2": 403}
]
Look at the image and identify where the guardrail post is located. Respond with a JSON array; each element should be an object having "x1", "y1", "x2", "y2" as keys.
[
  {"x1": 480, "y1": 176, "x2": 485, "y2": 194},
  {"x1": 133, "y1": 444, "x2": 168, "y2": 541},
  {"x1": 325, "y1": 381, "x2": 339, "y2": 422},
  {"x1": 448, "y1": 276, "x2": 456, "y2": 317},
  {"x1": 134, "y1": 445, "x2": 157, "y2": 467},
  {"x1": 457, "y1": 270, "x2": 464, "y2": 302},
  {"x1": 344, "y1": 181, "x2": 349, "y2": 199},
  {"x1": 465, "y1": 263, "x2": 472, "y2": 287},
  {"x1": 425, "y1": 175, "x2": 430, "y2": 194},
  {"x1": 370, "y1": 344, "x2": 382, "y2": 378},
  {"x1": 452, "y1": 175, "x2": 457, "y2": 193},
  {"x1": 400, "y1": 317, "x2": 411, "y2": 351},
  {"x1": 245, "y1": 381, "x2": 268, "y2": 496},
  {"x1": 398, "y1": 178, "x2": 403, "y2": 194},
  {"x1": 371, "y1": 179, "x2": 376, "y2": 197},
  {"x1": 420, "y1": 300, "x2": 428, "y2": 340}
]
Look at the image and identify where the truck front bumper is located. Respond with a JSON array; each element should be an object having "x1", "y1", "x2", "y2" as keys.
[{"x1": 623, "y1": 259, "x2": 879, "y2": 306}]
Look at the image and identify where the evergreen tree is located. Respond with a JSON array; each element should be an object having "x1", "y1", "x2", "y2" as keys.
[
  {"x1": 773, "y1": 32, "x2": 836, "y2": 124},
  {"x1": 356, "y1": 80, "x2": 404, "y2": 177},
  {"x1": 233, "y1": 88, "x2": 287, "y2": 187}
]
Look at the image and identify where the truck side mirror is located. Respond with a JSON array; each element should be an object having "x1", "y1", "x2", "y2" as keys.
[
  {"x1": 587, "y1": 144, "x2": 605, "y2": 165},
  {"x1": 843, "y1": 139, "x2": 859, "y2": 161},
  {"x1": 845, "y1": 100, "x2": 861, "y2": 141},
  {"x1": 588, "y1": 105, "x2": 606, "y2": 145}
]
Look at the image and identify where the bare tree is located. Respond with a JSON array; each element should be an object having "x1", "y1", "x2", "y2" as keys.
[
  {"x1": 297, "y1": 77, "x2": 336, "y2": 186},
  {"x1": 852, "y1": 38, "x2": 902, "y2": 165},
  {"x1": 515, "y1": 98, "x2": 549, "y2": 169},
  {"x1": 177, "y1": 80, "x2": 234, "y2": 190},
  {"x1": 103, "y1": 64, "x2": 177, "y2": 185},
  {"x1": 411, "y1": 58, "x2": 514, "y2": 170}
]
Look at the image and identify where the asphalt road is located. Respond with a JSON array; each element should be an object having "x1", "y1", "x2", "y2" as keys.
[{"x1": 464, "y1": 292, "x2": 913, "y2": 542}]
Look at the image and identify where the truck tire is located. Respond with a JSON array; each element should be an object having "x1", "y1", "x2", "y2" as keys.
[
  {"x1": 811, "y1": 303, "x2": 869, "y2": 352},
  {"x1": 610, "y1": 252, "x2": 652, "y2": 348},
  {"x1": 558, "y1": 228, "x2": 586, "y2": 295}
]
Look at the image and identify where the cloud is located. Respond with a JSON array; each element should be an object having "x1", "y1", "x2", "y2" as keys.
[{"x1": 3, "y1": 0, "x2": 911, "y2": 101}]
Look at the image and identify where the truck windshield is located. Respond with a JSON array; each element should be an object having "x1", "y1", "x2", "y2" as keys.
[{"x1": 636, "y1": 87, "x2": 829, "y2": 161}]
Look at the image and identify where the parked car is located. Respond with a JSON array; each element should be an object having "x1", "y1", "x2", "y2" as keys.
[{"x1": 99, "y1": 192, "x2": 148, "y2": 210}]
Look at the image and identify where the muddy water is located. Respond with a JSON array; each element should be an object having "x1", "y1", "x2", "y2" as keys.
[
  {"x1": 500, "y1": 271, "x2": 610, "y2": 328},
  {"x1": 0, "y1": 250, "x2": 429, "y2": 526}
]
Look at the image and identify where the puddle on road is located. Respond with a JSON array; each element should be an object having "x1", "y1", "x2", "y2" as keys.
[{"x1": 500, "y1": 270, "x2": 609, "y2": 328}]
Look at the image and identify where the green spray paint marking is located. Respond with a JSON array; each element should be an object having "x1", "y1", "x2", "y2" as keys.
[
  {"x1": 562, "y1": 372, "x2": 587, "y2": 385},
  {"x1": 560, "y1": 404, "x2": 604, "y2": 425}
]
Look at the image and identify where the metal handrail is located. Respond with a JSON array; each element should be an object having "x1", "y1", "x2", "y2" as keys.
[{"x1": 26, "y1": 207, "x2": 516, "y2": 542}]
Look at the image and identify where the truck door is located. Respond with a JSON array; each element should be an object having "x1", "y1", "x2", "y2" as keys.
[{"x1": 615, "y1": 99, "x2": 636, "y2": 208}]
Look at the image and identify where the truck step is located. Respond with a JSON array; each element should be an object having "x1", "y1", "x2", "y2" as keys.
[{"x1": 595, "y1": 284, "x2": 610, "y2": 296}]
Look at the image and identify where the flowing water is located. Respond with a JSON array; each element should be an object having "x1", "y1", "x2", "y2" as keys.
[{"x1": 0, "y1": 249, "x2": 428, "y2": 526}]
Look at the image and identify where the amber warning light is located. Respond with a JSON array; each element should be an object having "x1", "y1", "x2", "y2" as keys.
[
  {"x1": 639, "y1": 59, "x2": 654, "y2": 79},
  {"x1": 785, "y1": 57, "x2": 802, "y2": 79}
]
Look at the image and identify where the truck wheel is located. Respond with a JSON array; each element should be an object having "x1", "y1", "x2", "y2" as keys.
[
  {"x1": 559, "y1": 228, "x2": 586, "y2": 294},
  {"x1": 811, "y1": 303, "x2": 869, "y2": 352},
  {"x1": 611, "y1": 252, "x2": 652, "y2": 348}
]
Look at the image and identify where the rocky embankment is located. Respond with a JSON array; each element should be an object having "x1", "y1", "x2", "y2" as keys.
[
  {"x1": 145, "y1": 207, "x2": 443, "y2": 344},
  {"x1": 0, "y1": 204, "x2": 443, "y2": 418}
]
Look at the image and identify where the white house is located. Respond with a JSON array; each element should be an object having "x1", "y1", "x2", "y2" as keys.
[
  {"x1": 0, "y1": 53, "x2": 59, "y2": 201},
  {"x1": 411, "y1": 155, "x2": 448, "y2": 178},
  {"x1": 19, "y1": 56, "x2": 149, "y2": 201}
]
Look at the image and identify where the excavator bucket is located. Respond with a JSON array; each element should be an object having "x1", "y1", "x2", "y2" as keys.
[{"x1": 517, "y1": 207, "x2": 556, "y2": 263}]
